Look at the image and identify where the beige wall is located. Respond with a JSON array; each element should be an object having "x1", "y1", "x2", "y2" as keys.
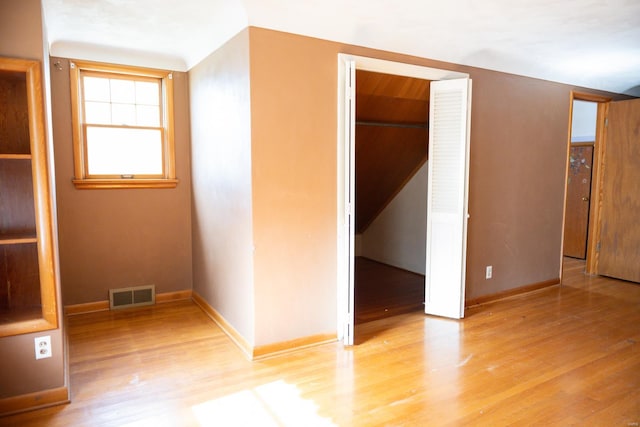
[
  {"x1": 0, "y1": 0, "x2": 45, "y2": 60},
  {"x1": 50, "y1": 58, "x2": 193, "y2": 305},
  {"x1": 0, "y1": 0, "x2": 65, "y2": 400},
  {"x1": 249, "y1": 28, "x2": 340, "y2": 346},
  {"x1": 245, "y1": 27, "x2": 609, "y2": 345},
  {"x1": 465, "y1": 70, "x2": 569, "y2": 298},
  {"x1": 189, "y1": 30, "x2": 255, "y2": 344},
  {"x1": 191, "y1": 26, "x2": 580, "y2": 347},
  {"x1": 45, "y1": 25, "x2": 616, "y2": 352}
]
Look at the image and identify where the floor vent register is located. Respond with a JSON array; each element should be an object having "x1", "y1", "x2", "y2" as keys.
[{"x1": 109, "y1": 285, "x2": 155, "y2": 310}]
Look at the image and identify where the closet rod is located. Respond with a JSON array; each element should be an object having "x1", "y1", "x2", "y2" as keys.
[{"x1": 355, "y1": 120, "x2": 428, "y2": 129}]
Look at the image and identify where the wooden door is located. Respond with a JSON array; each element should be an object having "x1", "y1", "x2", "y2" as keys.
[
  {"x1": 563, "y1": 145, "x2": 593, "y2": 259},
  {"x1": 598, "y1": 98, "x2": 640, "y2": 283}
]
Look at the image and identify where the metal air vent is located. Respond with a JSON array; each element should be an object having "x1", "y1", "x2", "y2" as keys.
[{"x1": 109, "y1": 285, "x2": 155, "y2": 310}]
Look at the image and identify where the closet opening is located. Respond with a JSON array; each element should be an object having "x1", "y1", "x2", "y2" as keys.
[{"x1": 353, "y1": 69, "x2": 429, "y2": 325}]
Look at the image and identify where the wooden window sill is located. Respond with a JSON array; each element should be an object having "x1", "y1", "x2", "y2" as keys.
[{"x1": 72, "y1": 178, "x2": 178, "y2": 189}]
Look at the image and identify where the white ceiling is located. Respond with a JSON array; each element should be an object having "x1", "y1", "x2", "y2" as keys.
[{"x1": 42, "y1": 0, "x2": 640, "y2": 96}]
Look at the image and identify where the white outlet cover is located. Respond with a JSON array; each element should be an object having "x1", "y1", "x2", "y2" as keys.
[
  {"x1": 486, "y1": 266, "x2": 493, "y2": 279},
  {"x1": 34, "y1": 335, "x2": 52, "y2": 360}
]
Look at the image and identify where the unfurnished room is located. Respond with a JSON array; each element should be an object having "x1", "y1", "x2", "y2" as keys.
[{"x1": 1, "y1": 0, "x2": 639, "y2": 425}]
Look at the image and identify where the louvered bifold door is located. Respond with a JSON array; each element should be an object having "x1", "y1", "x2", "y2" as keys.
[{"x1": 424, "y1": 78, "x2": 472, "y2": 319}]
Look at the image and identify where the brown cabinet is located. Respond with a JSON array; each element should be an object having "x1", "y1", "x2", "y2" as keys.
[{"x1": 0, "y1": 57, "x2": 58, "y2": 336}]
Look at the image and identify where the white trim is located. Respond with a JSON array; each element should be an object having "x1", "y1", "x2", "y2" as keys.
[
  {"x1": 341, "y1": 54, "x2": 468, "y2": 81},
  {"x1": 336, "y1": 56, "x2": 347, "y2": 343}
]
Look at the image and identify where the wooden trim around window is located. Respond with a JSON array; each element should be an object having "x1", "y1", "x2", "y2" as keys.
[
  {"x1": 72, "y1": 178, "x2": 179, "y2": 189},
  {"x1": 69, "y1": 60, "x2": 176, "y2": 189}
]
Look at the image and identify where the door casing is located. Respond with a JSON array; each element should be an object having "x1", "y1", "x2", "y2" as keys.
[{"x1": 561, "y1": 92, "x2": 611, "y2": 277}]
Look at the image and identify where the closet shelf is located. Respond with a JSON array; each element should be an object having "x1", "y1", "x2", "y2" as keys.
[
  {"x1": 0, "y1": 233, "x2": 37, "y2": 245},
  {"x1": 0, "y1": 154, "x2": 31, "y2": 159}
]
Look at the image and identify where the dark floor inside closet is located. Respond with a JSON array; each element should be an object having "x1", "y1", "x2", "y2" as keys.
[{"x1": 354, "y1": 257, "x2": 425, "y2": 324}]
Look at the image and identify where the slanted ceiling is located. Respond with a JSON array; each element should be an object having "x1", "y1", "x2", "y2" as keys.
[{"x1": 355, "y1": 70, "x2": 430, "y2": 233}]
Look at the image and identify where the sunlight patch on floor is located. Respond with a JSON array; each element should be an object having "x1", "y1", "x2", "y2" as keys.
[{"x1": 192, "y1": 380, "x2": 337, "y2": 427}]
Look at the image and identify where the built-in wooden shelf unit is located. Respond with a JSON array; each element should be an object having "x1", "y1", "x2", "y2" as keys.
[{"x1": 0, "y1": 57, "x2": 58, "y2": 337}]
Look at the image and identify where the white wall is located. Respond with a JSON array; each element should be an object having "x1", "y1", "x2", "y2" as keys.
[
  {"x1": 360, "y1": 162, "x2": 428, "y2": 274},
  {"x1": 571, "y1": 100, "x2": 597, "y2": 142}
]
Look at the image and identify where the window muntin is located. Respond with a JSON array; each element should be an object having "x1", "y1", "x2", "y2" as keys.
[{"x1": 70, "y1": 61, "x2": 176, "y2": 189}]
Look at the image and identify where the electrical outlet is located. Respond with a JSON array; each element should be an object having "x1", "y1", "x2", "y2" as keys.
[
  {"x1": 485, "y1": 265, "x2": 493, "y2": 279},
  {"x1": 34, "y1": 336, "x2": 52, "y2": 360}
]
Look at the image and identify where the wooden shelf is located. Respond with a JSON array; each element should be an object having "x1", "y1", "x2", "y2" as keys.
[
  {"x1": 0, "y1": 154, "x2": 31, "y2": 159},
  {"x1": 0, "y1": 307, "x2": 42, "y2": 326},
  {"x1": 0, "y1": 233, "x2": 37, "y2": 245}
]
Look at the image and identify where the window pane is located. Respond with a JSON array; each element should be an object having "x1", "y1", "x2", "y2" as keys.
[
  {"x1": 86, "y1": 126, "x2": 163, "y2": 175},
  {"x1": 110, "y1": 79, "x2": 135, "y2": 103},
  {"x1": 84, "y1": 101, "x2": 111, "y2": 124},
  {"x1": 111, "y1": 103, "x2": 137, "y2": 126},
  {"x1": 137, "y1": 105, "x2": 160, "y2": 127},
  {"x1": 136, "y1": 81, "x2": 160, "y2": 105},
  {"x1": 83, "y1": 77, "x2": 110, "y2": 102}
]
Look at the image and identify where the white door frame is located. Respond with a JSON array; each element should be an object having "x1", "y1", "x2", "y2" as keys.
[{"x1": 336, "y1": 54, "x2": 469, "y2": 345}]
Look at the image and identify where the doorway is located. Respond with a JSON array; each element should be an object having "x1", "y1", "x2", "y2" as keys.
[
  {"x1": 337, "y1": 55, "x2": 471, "y2": 345},
  {"x1": 564, "y1": 99, "x2": 597, "y2": 259},
  {"x1": 353, "y1": 69, "x2": 429, "y2": 325},
  {"x1": 562, "y1": 92, "x2": 611, "y2": 275}
]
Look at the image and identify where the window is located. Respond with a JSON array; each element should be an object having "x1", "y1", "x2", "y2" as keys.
[{"x1": 69, "y1": 61, "x2": 177, "y2": 189}]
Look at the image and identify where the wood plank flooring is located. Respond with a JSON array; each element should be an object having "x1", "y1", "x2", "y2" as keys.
[
  {"x1": 2, "y1": 258, "x2": 639, "y2": 426},
  {"x1": 355, "y1": 257, "x2": 424, "y2": 324}
]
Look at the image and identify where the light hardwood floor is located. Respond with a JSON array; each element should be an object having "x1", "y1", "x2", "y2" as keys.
[{"x1": 2, "y1": 258, "x2": 639, "y2": 426}]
